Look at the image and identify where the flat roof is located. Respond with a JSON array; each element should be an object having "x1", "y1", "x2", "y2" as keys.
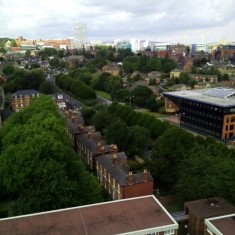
[
  {"x1": 163, "y1": 88, "x2": 235, "y2": 107},
  {"x1": 0, "y1": 195, "x2": 178, "y2": 235},
  {"x1": 205, "y1": 213, "x2": 235, "y2": 235},
  {"x1": 185, "y1": 197, "x2": 235, "y2": 219}
]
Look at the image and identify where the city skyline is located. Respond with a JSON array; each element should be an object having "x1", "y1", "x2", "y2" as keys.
[{"x1": 1, "y1": 0, "x2": 235, "y2": 44}]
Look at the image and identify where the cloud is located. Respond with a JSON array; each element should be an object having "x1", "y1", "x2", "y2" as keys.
[{"x1": 0, "y1": 0, "x2": 235, "y2": 43}]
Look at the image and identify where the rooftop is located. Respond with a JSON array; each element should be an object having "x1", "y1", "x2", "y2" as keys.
[
  {"x1": 96, "y1": 153, "x2": 153, "y2": 186},
  {"x1": 11, "y1": 89, "x2": 40, "y2": 98},
  {"x1": 185, "y1": 197, "x2": 235, "y2": 219},
  {"x1": 205, "y1": 213, "x2": 235, "y2": 235},
  {"x1": 163, "y1": 87, "x2": 235, "y2": 107},
  {"x1": 0, "y1": 195, "x2": 178, "y2": 235}
]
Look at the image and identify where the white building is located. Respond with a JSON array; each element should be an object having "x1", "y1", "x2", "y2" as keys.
[{"x1": 74, "y1": 23, "x2": 87, "y2": 49}]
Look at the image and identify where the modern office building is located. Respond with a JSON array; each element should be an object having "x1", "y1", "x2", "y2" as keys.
[
  {"x1": 74, "y1": 23, "x2": 87, "y2": 49},
  {"x1": 163, "y1": 87, "x2": 235, "y2": 143},
  {"x1": 191, "y1": 43, "x2": 208, "y2": 53}
]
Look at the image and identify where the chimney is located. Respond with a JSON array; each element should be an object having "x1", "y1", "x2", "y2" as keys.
[
  {"x1": 143, "y1": 168, "x2": 148, "y2": 182},
  {"x1": 128, "y1": 171, "x2": 133, "y2": 185},
  {"x1": 87, "y1": 131, "x2": 92, "y2": 140},
  {"x1": 100, "y1": 146, "x2": 105, "y2": 155},
  {"x1": 112, "y1": 154, "x2": 117, "y2": 166},
  {"x1": 71, "y1": 115, "x2": 75, "y2": 123},
  {"x1": 97, "y1": 141, "x2": 102, "y2": 152},
  {"x1": 110, "y1": 144, "x2": 118, "y2": 153},
  {"x1": 78, "y1": 124, "x2": 84, "y2": 132},
  {"x1": 113, "y1": 144, "x2": 118, "y2": 153}
]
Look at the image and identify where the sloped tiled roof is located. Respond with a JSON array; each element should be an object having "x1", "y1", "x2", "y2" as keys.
[{"x1": 11, "y1": 89, "x2": 40, "y2": 98}]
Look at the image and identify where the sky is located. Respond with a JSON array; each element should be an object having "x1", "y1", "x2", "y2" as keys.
[{"x1": 1, "y1": 0, "x2": 235, "y2": 44}]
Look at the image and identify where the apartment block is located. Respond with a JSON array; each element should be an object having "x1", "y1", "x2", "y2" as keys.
[{"x1": 11, "y1": 90, "x2": 40, "y2": 112}]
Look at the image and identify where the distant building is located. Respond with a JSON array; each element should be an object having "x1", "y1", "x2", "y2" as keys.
[
  {"x1": 191, "y1": 43, "x2": 208, "y2": 53},
  {"x1": 11, "y1": 90, "x2": 40, "y2": 112},
  {"x1": 101, "y1": 63, "x2": 121, "y2": 75},
  {"x1": 0, "y1": 195, "x2": 179, "y2": 235},
  {"x1": 43, "y1": 39, "x2": 72, "y2": 50},
  {"x1": 189, "y1": 74, "x2": 218, "y2": 83},
  {"x1": 74, "y1": 23, "x2": 87, "y2": 49}
]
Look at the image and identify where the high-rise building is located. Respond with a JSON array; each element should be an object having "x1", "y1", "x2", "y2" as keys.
[{"x1": 74, "y1": 23, "x2": 87, "y2": 49}]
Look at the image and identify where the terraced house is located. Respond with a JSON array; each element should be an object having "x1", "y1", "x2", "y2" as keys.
[{"x1": 96, "y1": 153, "x2": 154, "y2": 200}]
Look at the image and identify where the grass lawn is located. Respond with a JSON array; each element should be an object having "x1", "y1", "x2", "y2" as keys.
[
  {"x1": 95, "y1": 91, "x2": 111, "y2": 100},
  {"x1": 135, "y1": 108, "x2": 168, "y2": 118}
]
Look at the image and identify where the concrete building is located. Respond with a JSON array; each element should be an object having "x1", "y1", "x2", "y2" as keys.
[
  {"x1": 0, "y1": 195, "x2": 179, "y2": 235},
  {"x1": 74, "y1": 23, "x2": 87, "y2": 49}
]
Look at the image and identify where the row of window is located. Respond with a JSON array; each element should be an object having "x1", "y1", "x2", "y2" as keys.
[
  {"x1": 182, "y1": 122, "x2": 221, "y2": 137},
  {"x1": 181, "y1": 100, "x2": 221, "y2": 112},
  {"x1": 182, "y1": 108, "x2": 222, "y2": 120},
  {"x1": 182, "y1": 118, "x2": 221, "y2": 129}
]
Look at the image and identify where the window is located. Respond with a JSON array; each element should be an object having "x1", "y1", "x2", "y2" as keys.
[{"x1": 164, "y1": 230, "x2": 174, "y2": 235}]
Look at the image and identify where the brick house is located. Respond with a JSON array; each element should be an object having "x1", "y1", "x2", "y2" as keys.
[
  {"x1": 76, "y1": 130, "x2": 118, "y2": 170},
  {"x1": 11, "y1": 90, "x2": 40, "y2": 112},
  {"x1": 101, "y1": 63, "x2": 121, "y2": 75},
  {"x1": 0, "y1": 195, "x2": 179, "y2": 235},
  {"x1": 189, "y1": 74, "x2": 218, "y2": 83},
  {"x1": 204, "y1": 213, "x2": 235, "y2": 235},
  {"x1": 95, "y1": 153, "x2": 154, "y2": 200},
  {"x1": 146, "y1": 71, "x2": 162, "y2": 84},
  {"x1": 184, "y1": 197, "x2": 235, "y2": 235},
  {"x1": 164, "y1": 97, "x2": 178, "y2": 113}
]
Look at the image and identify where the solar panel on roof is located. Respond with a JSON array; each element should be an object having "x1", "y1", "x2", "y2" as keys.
[{"x1": 204, "y1": 88, "x2": 235, "y2": 98}]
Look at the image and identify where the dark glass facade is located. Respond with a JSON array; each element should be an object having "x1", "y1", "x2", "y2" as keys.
[
  {"x1": 164, "y1": 94, "x2": 235, "y2": 143},
  {"x1": 179, "y1": 98, "x2": 224, "y2": 140}
]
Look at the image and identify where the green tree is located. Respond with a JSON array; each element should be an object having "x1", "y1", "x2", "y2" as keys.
[
  {"x1": 149, "y1": 126, "x2": 195, "y2": 186},
  {"x1": 2, "y1": 64, "x2": 15, "y2": 75},
  {"x1": 176, "y1": 144, "x2": 235, "y2": 203},
  {"x1": 132, "y1": 85, "x2": 153, "y2": 107},
  {"x1": 105, "y1": 119, "x2": 129, "y2": 151},
  {"x1": 126, "y1": 126, "x2": 150, "y2": 156},
  {"x1": 146, "y1": 58, "x2": 162, "y2": 72},
  {"x1": 25, "y1": 49, "x2": 31, "y2": 57},
  {"x1": 91, "y1": 109, "x2": 112, "y2": 131},
  {"x1": 0, "y1": 96, "x2": 104, "y2": 216},
  {"x1": 81, "y1": 107, "x2": 96, "y2": 125}
]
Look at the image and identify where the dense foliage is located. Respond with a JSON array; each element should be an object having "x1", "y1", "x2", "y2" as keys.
[
  {"x1": 2, "y1": 65, "x2": 53, "y2": 94},
  {"x1": 0, "y1": 96, "x2": 103, "y2": 216},
  {"x1": 123, "y1": 56, "x2": 176, "y2": 74},
  {"x1": 105, "y1": 102, "x2": 235, "y2": 204},
  {"x1": 55, "y1": 73, "x2": 97, "y2": 100}
]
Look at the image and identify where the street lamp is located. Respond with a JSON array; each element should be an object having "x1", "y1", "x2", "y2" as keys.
[{"x1": 175, "y1": 112, "x2": 185, "y2": 127}]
